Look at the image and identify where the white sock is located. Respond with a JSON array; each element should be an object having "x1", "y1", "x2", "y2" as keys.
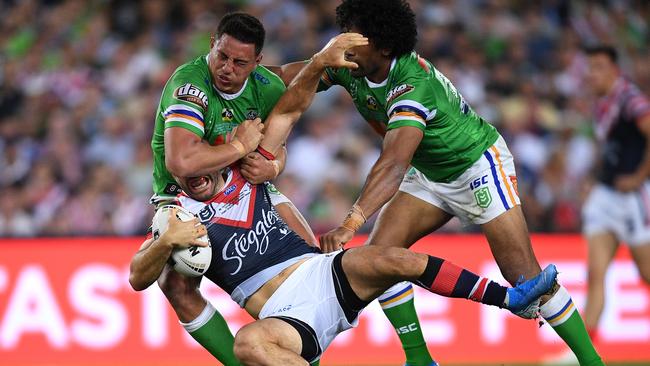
[
  {"x1": 180, "y1": 302, "x2": 216, "y2": 333},
  {"x1": 539, "y1": 285, "x2": 576, "y2": 327},
  {"x1": 378, "y1": 281, "x2": 414, "y2": 310}
]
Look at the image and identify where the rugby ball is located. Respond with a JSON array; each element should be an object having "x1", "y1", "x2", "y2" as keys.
[{"x1": 152, "y1": 205, "x2": 211, "y2": 277}]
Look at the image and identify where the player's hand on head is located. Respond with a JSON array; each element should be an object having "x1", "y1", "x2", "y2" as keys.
[
  {"x1": 234, "y1": 118, "x2": 264, "y2": 153},
  {"x1": 313, "y1": 32, "x2": 368, "y2": 69},
  {"x1": 319, "y1": 226, "x2": 355, "y2": 253},
  {"x1": 161, "y1": 207, "x2": 209, "y2": 248},
  {"x1": 240, "y1": 152, "x2": 277, "y2": 184}
]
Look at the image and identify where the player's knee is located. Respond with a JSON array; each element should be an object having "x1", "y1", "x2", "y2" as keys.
[
  {"x1": 234, "y1": 325, "x2": 266, "y2": 364},
  {"x1": 373, "y1": 247, "x2": 418, "y2": 277}
]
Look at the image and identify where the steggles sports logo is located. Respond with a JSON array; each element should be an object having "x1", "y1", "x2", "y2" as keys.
[{"x1": 222, "y1": 208, "x2": 282, "y2": 275}]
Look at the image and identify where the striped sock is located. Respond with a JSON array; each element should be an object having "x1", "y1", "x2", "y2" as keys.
[
  {"x1": 378, "y1": 282, "x2": 434, "y2": 366},
  {"x1": 540, "y1": 286, "x2": 604, "y2": 366},
  {"x1": 415, "y1": 256, "x2": 507, "y2": 307}
]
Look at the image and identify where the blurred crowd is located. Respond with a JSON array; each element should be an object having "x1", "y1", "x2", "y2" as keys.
[{"x1": 0, "y1": 0, "x2": 648, "y2": 237}]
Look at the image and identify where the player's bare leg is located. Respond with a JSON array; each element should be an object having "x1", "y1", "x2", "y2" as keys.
[
  {"x1": 368, "y1": 191, "x2": 453, "y2": 249},
  {"x1": 367, "y1": 191, "x2": 452, "y2": 366},
  {"x1": 234, "y1": 318, "x2": 308, "y2": 366},
  {"x1": 158, "y1": 265, "x2": 205, "y2": 321},
  {"x1": 339, "y1": 246, "x2": 556, "y2": 317},
  {"x1": 481, "y1": 205, "x2": 604, "y2": 366},
  {"x1": 629, "y1": 242, "x2": 650, "y2": 283},
  {"x1": 583, "y1": 232, "x2": 619, "y2": 339},
  {"x1": 480, "y1": 206, "x2": 541, "y2": 285}
]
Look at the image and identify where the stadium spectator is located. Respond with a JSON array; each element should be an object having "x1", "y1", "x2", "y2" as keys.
[{"x1": 0, "y1": 0, "x2": 649, "y2": 236}]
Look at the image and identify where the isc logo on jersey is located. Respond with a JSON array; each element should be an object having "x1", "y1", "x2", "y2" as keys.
[{"x1": 174, "y1": 83, "x2": 208, "y2": 110}]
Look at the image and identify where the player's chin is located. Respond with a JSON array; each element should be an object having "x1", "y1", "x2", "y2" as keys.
[
  {"x1": 349, "y1": 67, "x2": 365, "y2": 78},
  {"x1": 184, "y1": 175, "x2": 215, "y2": 201}
]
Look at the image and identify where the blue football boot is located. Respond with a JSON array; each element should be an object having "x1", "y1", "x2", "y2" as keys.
[{"x1": 506, "y1": 264, "x2": 558, "y2": 319}]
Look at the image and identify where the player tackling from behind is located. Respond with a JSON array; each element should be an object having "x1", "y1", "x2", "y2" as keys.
[
  {"x1": 268, "y1": 1, "x2": 604, "y2": 365},
  {"x1": 130, "y1": 33, "x2": 558, "y2": 366}
]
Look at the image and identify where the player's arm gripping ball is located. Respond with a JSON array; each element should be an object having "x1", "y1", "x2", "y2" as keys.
[{"x1": 129, "y1": 207, "x2": 208, "y2": 291}]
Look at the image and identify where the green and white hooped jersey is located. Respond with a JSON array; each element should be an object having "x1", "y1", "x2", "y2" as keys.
[
  {"x1": 151, "y1": 55, "x2": 286, "y2": 203},
  {"x1": 319, "y1": 52, "x2": 499, "y2": 183}
]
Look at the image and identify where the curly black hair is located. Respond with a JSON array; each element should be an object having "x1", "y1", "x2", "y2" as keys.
[
  {"x1": 216, "y1": 12, "x2": 265, "y2": 55},
  {"x1": 336, "y1": 0, "x2": 417, "y2": 58}
]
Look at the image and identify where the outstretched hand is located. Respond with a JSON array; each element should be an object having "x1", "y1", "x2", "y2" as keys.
[{"x1": 313, "y1": 33, "x2": 368, "y2": 70}]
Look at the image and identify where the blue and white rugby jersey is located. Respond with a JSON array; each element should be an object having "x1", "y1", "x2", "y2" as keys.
[{"x1": 175, "y1": 166, "x2": 320, "y2": 307}]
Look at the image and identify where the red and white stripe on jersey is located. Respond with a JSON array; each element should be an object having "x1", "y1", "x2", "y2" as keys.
[
  {"x1": 626, "y1": 93, "x2": 650, "y2": 124},
  {"x1": 177, "y1": 168, "x2": 258, "y2": 229},
  {"x1": 387, "y1": 99, "x2": 435, "y2": 128},
  {"x1": 595, "y1": 78, "x2": 650, "y2": 140}
]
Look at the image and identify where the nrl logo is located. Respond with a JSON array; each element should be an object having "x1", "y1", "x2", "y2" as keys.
[
  {"x1": 366, "y1": 95, "x2": 379, "y2": 111},
  {"x1": 198, "y1": 204, "x2": 216, "y2": 223},
  {"x1": 474, "y1": 187, "x2": 492, "y2": 208},
  {"x1": 174, "y1": 83, "x2": 208, "y2": 110},
  {"x1": 386, "y1": 84, "x2": 414, "y2": 103},
  {"x1": 222, "y1": 108, "x2": 234, "y2": 122}
]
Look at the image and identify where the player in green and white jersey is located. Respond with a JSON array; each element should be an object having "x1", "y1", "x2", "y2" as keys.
[
  {"x1": 267, "y1": 1, "x2": 604, "y2": 365},
  {"x1": 152, "y1": 25, "x2": 281, "y2": 204},
  {"x1": 150, "y1": 13, "x2": 317, "y2": 366}
]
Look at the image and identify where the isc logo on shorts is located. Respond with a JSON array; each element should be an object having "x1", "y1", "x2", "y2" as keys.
[{"x1": 469, "y1": 175, "x2": 492, "y2": 208}]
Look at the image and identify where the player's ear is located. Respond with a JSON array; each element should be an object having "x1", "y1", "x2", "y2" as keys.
[
  {"x1": 381, "y1": 49, "x2": 391, "y2": 57},
  {"x1": 256, "y1": 52, "x2": 263, "y2": 65},
  {"x1": 209, "y1": 36, "x2": 216, "y2": 50}
]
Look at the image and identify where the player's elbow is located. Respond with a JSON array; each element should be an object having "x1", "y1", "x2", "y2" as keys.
[
  {"x1": 128, "y1": 266, "x2": 151, "y2": 291},
  {"x1": 165, "y1": 155, "x2": 193, "y2": 177},
  {"x1": 129, "y1": 273, "x2": 148, "y2": 292}
]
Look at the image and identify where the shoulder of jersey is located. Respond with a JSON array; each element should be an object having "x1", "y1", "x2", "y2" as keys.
[
  {"x1": 168, "y1": 57, "x2": 212, "y2": 111},
  {"x1": 169, "y1": 56, "x2": 210, "y2": 87},
  {"x1": 393, "y1": 52, "x2": 431, "y2": 79}
]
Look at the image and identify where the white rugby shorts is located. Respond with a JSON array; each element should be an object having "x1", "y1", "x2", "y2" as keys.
[
  {"x1": 258, "y1": 251, "x2": 358, "y2": 357},
  {"x1": 582, "y1": 182, "x2": 650, "y2": 246},
  {"x1": 399, "y1": 135, "x2": 521, "y2": 225}
]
